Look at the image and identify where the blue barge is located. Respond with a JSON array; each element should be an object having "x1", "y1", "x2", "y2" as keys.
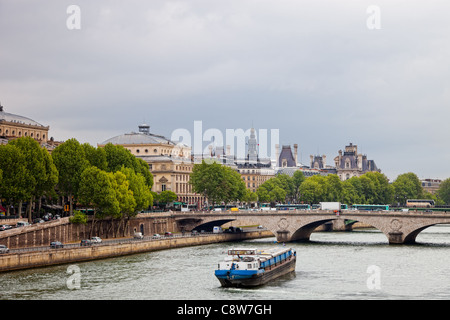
[{"x1": 214, "y1": 247, "x2": 296, "y2": 287}]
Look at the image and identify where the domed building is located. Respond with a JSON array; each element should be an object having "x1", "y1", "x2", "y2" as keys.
[
  {"x1": 99, "y1": 124, "x2": 205, "y2": 208},
  {"x1": 0, "y1": 103, "x2": 56, "y2": 148}
]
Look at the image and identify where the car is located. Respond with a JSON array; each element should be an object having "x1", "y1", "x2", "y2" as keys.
[
  {"x1": 16, "y1": 221, "x2": 30, "y2": 228},
  {"x1": 152, "y1": 233, "x2": 161, "y2": 239},
  {"x1": 90, "y1": 236, "x2": 102, "y2": 243},
  {"x1": 134, "y1": 232, "x2": 144, "y2": 239},
  {"x1": 164, "y1": 232, "x2": 173, "y2": 237},
  {"x1": 191, "y1": 230, "x2": 199, "y2": 236},
  {"x1": 80, "y1": 239, "x2": 93, "y2": 246},
  {"x1": 0, "y1": 245, "x2": 9, "y2": 254},
  {"x1": 0, "y1": 225, "x2": 12, "y2": 231},
  {"x1": 50, "y1": 241, "x2": 64, "y2": 249},
  {"x1": 33, "y1": 218, "x2": 45, "y2": 224}
]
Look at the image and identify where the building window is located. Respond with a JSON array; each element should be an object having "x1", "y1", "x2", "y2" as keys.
[{"x1": 161, "y1": 184, "x2": 166, "y2": 191}]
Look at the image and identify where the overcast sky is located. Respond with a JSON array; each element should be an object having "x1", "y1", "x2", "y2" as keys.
[{"x1": 1, "y1": 0, "x2": 449, "y2": 181}]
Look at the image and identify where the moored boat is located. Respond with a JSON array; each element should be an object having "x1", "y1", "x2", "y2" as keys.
[{"x1": 214, "y1": 247, "x2": 296, "y2": 287}]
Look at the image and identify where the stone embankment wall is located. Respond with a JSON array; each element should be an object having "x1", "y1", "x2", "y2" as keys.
[{"x1": 0, "y1": 213, "x2": 178, "y2": 249}]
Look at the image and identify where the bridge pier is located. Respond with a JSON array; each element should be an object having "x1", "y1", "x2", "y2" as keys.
[
  {"x1": 276, "y1": 230, "x2": 291, "y2": 243},
  {"x1": 388, "y1": 231, "x2": 404, "y2": 244}
]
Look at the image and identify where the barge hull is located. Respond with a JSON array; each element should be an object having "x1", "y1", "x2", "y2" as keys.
[{"x1": 217, "y1": 256, "x2": 296, "y2": 288}]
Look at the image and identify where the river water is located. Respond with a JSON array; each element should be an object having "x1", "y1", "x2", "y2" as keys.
[{"x1": 2, "y1": 226, "x2": 450, "y2": 300}]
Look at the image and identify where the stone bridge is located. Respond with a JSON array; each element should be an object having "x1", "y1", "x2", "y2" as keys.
[{"x1": 173, "y1": 210, "x2": 450, "y2": 244}]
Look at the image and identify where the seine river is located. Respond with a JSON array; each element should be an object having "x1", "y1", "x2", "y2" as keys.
[{"x1": 2, "y1": 226, "x2": 450, "y2": 300}]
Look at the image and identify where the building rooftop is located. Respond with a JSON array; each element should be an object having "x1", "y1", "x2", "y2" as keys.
[
  {"x1": 0, "y1": 105, "x2": 47, "y2": 128},
  {"x1": 100, "y1": 124, "x2": 175, "y2": 146}
]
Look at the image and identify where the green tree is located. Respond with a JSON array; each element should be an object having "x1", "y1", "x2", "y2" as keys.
[
  {"x1": 256, "y1": 178, "x2": 288, "y2": 204},
  {"x1": 292, "y1": 170, "x2": 306, "y2": 202},
  {"x1": 437, "y1": 178, "x2": 450, "y2": 205},
  {"x1": 392, "y1": 172, "x2": 424, "y2": 206},
  {"x1": 78, "y1": 166, "x2": 119, "y2": 237},
  {"x1": 298, "y1": 175, "x2": 325, "y2": 204},
  {"x1": 190, "y1": 161, "x2": 223, "y2": 207},
  {"x1": 158, "y1": 190, "x2": 178, "y2": 206},
  {"x1": 9, "y1": 137, "x2": 46, "y2": 221},
  {"x1": 276, "y1": 174, "x2": 295, "y2": 201},
  {"x1": 221, "y1": 166, "x2": 247, "y2": 205},
  {"x1": 102, "y1": 143, "x2": 153, "y2": 188},
  {"x1": 104, "y1": 143, "x2": 136, "y2": 172},
  {"x1": 363, "y1": 172, "x2": 393, "y2": 204},
  {"x1": 109, "y1": 170, "x2": 136, "y2": 237},
  {"x1": 82, "y1": 143, "x2": 108, "y2": 171},
  {"x1": 0, "y1": 144, "x2": 34, "y2": 216},
  {"x1": 52, "y1": 138, "x2": 89, "y2": 215},
  {"x1": 324, "y1": 174, "x2": 342, "y2": 202},
  {"x1": 69, "y1": 210, "x2": 88, "y2": 225},
  {"x1": 121, "y1": 166, "x2": 153, "y2": 212},
  {"x1": 190, "y1": 160, "x2": 246, "y2": 207},
  {"x1": 341, "y1": 179, "x2": 363, "y2": 205}
]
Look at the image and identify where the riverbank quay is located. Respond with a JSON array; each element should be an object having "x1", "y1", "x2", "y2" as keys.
[{"x1": 0, "y1": 230, "x2": 272, "y2": 272}]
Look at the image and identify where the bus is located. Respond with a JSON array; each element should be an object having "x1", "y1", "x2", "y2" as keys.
[
  {"x1": 352, "y1": 204, "x2": 389, "y2": 211},
  {"x1": 406, "y1": 199, "x2": 435, "y2": 208},
  {"x1": 276, "y1": 204, "x2": 311, "y2": 210}
]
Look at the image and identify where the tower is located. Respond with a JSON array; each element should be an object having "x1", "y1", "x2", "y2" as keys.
[{"x1": 247, "y1": 127, "x2": 258, "y2": 161}]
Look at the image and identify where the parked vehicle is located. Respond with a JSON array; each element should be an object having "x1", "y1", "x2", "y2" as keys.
[
  {"x1": 0, "y1": 245, "x2": 9, "y2": 254},
  {"x1": 90, "y1": 236, "x2": 102, "y2": 243},
  {"x1": 134, "y1": 232, "x2": 144, "y2": 239},
  {"x1": 0, "y1": 224, "x2": 12, "y2": 231},
  {"x1": 50, "y1": 241, "x2": 64, "y2": 249},
  {"x1": 80, "y1": 239, "x2": 93, "y2": 246},
  {"x1": 164, "y1": 232, "x2": 173, "y2": 237},
  {"x1": 16, "y1": 221, "x2": 30, "y2": 228},
  {"x1": 191, "y1": 230, "x2": 199, "y2": 236},
  {"x1": 152, "y1": 233, "x2": 161, "y2": 239}
]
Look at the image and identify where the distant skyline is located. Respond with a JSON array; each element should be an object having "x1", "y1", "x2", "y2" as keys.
[{"x1": 1, "y1": 0, "x2": 449, "y2": 181}]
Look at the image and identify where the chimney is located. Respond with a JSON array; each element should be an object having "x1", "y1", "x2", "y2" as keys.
[{"x1": 294, "y1": 144, "x2": 298, "y2": 166}]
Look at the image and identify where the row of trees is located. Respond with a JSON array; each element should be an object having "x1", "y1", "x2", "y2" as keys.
[
  {"x1": 0, "y1": 137, "x2": 155, "y2": 234},
  {"x1": 189, "y1": 160, "x2": 450, "y2": 206},
  {"x1": 258, "y1": 171, "x2": 445, "y2": 206},
  {"x1": 189, "y1": 161, "x2": 248, "y2": 207}
]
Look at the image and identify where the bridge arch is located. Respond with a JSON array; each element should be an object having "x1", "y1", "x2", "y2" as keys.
[
  {"x1": 290, "y1": 219, "x2": 335, "y2": 242},
  {"x1": 174, "y1": 212, "x2": 450, "y2": 244}
]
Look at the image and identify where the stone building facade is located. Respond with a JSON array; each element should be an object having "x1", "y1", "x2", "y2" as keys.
[
  {"x1": 0, "y1": 104, "x2": 49, "y2": 144},
  {"x1": 99, "y1": 124, "x2": 205, "y2": 207},
  {"x1": 333, "y1": 143, "x2": 380, "y2": 181}
]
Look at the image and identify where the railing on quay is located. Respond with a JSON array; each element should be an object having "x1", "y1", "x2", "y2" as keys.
[{"x1": 6, "y1": 231, "x2": 225, "y2": 255}]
